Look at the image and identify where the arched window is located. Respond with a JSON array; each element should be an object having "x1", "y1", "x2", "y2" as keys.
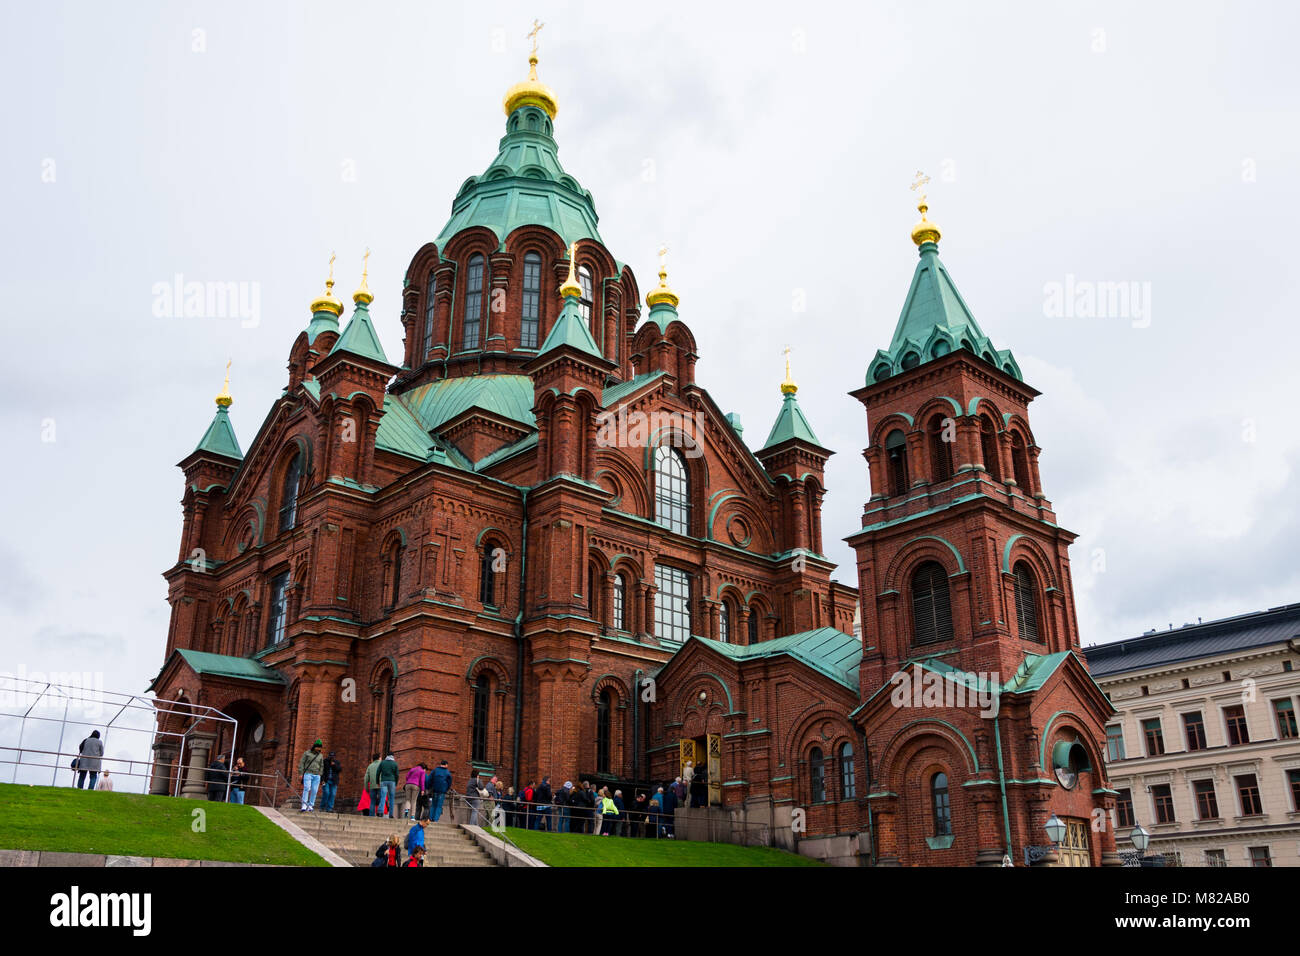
[
  {"x1": 471, "y1": 674, "x2": 489, "y2": 763},
  {"x1": 479, "y1": 545, "x2": 499, "y2": 609},
  {"x1": 1011, "y1": 432, "x2": 1031, "y2": 491},
  {"x1": 654, "y1": 445, "x2": 690, "y2": 535},
  {"x1": 521, "y1": 252, "x2": 541, "y2": 349},
  {"x1": 265, "y1": 570, "x2": 290, "y2": 647},
  {"x1": 839, "y1": 742, "x2": 856, "y2": 799},
  {"x1": 885, "y1": 429, "x2": 908, "y2": 497},
  {"x1": 928, "y1": 414, "x2": 953, "y2": 482},
  {"x1": 612, "y1": 573, "x2": 626, "y2": 631},
  {"x1": 578, "y1": 265, "x2": 593, "y2": 327},
  {"x1": 932, "y1": 772, "x2": 953, "y2": 836},
  {"x1": 980, "y1": 418, "x2": 1002, "y2": 482},
  {"x1": 463, "y1": 254, "x2": 484, "y2": 350},
  {"x1": 278, "y1": 451, "x2": 302, "y2": 533},
  {"x1": 747, "y1": 605, "x2": 759, "y2": 644},
  {"x1": 423, "y1": 271, "x2": 436, "y2": 358},
  {"x1": 596, "y1": 689, "x2": 611, "y2": 774},
  {"x1": 810, "y1": 747, "x2": 826, "y2": 803},
  {"x1": 911, "y1": 561, "x2": 953, "y2": 645},
  {"x1": 381, "y1": 669, "x2": 396, "y2": 757},
  {"x1": 1013, "y1": 561, "x2": 1041, "y2": 642},
  {"x1": 719, "y1": 601, "x2": 731, "y2": 644}
]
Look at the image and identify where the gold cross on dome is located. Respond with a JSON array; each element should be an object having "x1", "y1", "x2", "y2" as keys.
[
  {"x1": 910, "y1": 170, "x2": 930, "y2": 193},
  {"x1": 328, "y1": 251, "x2": 336, "y2": 283},
  {"x1": 527, "y1": 19, "x2": 544, "y2": 54},
  {"x1": 658, "y1": 243, "x2": 668, "y2": 268}
]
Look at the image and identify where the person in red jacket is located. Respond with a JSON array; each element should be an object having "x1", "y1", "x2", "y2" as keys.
[
  {"x1": 404, "y1": 846, "x2": 426, "y2": 867},
  {"x1": 373, "y1": 834, "x2": 402, "y2": 868}
]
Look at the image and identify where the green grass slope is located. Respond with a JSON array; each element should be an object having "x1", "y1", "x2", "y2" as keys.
[
  {"x1": 503, "y1": 827, "x2": 825, "y2": 867},
  {"x1": 0, "y1": 783, "x2": 327, "y2": 866}
]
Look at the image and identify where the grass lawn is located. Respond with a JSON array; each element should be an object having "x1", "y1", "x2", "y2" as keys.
[
  {"x1": 0, "y1": 783, "x2": 328, "y2": 866},
  {"x1": 503, "y1": 827, "x2": 824, "y2": 867}
]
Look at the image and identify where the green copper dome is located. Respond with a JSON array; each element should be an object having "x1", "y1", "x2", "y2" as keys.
[
  {"x1": 868, "y1": 241, "x2": 1021, "y2": 385},
  {"x1": 435, "y1": 105, "x2": 603, "y2": 250}
]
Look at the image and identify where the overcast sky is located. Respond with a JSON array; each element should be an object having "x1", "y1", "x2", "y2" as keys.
[{"x1": 2, "y1": 1, "x2": 1298, "y2": 786}]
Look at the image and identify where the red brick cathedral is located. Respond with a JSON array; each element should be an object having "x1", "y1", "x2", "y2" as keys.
[{"x1": 151, "y1": 45, "x2": 1120, "y2": 866}]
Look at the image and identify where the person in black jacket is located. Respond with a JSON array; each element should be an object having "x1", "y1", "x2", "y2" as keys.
[
  {"x1": 320, "y1": 752, "x2": 343, "y2": 813},
  {"x1": 205, "y1": 753, "x2": 229, "y2": 801},
  {"x1": 534, "y1": 777, "x2": 553, "y2": 831}
]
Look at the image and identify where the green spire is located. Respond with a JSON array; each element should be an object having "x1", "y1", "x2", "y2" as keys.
[
  {"x1": 330, "y1": 298, "x2": 391, "y2": 365},
  {"x1": 194, "y1": 404, "x2": 243, "y2": 460},
  {"x1": 867, "y1": 222, "x2": 1021, "y2": 385},
  {"x1": 762, "y1": 390, "x2": 822, "y2": 450},
  {"x1": 537, "y1": 293, "x2": 602, "y2": 358}
]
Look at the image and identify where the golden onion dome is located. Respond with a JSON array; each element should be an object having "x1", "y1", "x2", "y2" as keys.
[
  {"x1": 559, "y1": 241, "x2": 582, "y2": 298},
  {"x1": 311, "y1": 254, "x2": 344, "y2": 316},
  {"x1": 911, "y1": 199, "x2": 942, "y2": 247},
  {"x1": 504, "y1": 52, "x2": 558, "y2": 120},
  {"x1": 780, "y1": 348, "x2": 798, "y2": 396},
  {"x1": 215, "y1": 361, "x2": 233, "y2": 408}
]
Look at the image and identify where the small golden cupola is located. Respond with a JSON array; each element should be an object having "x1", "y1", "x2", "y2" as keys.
[
  {"x1": 910, "y1": 170, "x2": 942, "y2": 247},
  {"x1": 310, "y1": 252, "x2": 345, "y2": 317},
  {"x1": 503, "y1": 20, "x2": 559, "y2": 119},
  {"x1": 645, "y1": 243, "x2": 679, "y2": 309}
]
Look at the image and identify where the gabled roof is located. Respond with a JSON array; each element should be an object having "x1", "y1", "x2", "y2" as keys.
[
  {"x1": 329, "y1": 301, "x2": 391, "y2": 365},
  {"x1": 192, "y1": 405, "x2": 243, "y2": 461},
  {"x1": 538, "y1": 295, "x2": 603, "y2": 358},
  {"x1": 399, "y1": 374, "x2": 536, "y2": 434},
  {"x1": 1083, "y1": 603, "x2": 1300, "y2": 678},
  {"x1": 689, "y1": 627, "x2": 862, "y2": 691},
  {"x1": 868, "y1": 243, "x2": 1021, "y2": 384},
  {"x1": 174, "y1": 649, "x2": 286, "y2": 685},
  {"x1": 761, "y1": 391, "x2": 822, "y2": 450}
]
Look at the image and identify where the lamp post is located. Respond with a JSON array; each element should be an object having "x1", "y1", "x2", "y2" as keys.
[
  {"x1": 1129, "y1": 822, "x2": 1162, "y2": 867},
  {"x1": 1024, "y1": 813, "x2": 1066, "y2": 866}
]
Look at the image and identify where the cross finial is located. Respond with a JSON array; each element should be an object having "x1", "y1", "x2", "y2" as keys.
[
  {"x1": 781, "y1": 345, "x2": 797, "y2": 395},
  {"x1": 328, "y1": 251, "x2": 336, "y2": 283},
  {"x1": 362, "y1": 247, "x2": 370, "y2": 280},
  {"x1": 910, "y1": 170, "x2": 930, "y2": 194},
  {"x1": 216, "y1": 359, "x2": 233, "y2": 407},
  {"x1": 527, "y1": 19, "x2": 544, "y2": 55}
]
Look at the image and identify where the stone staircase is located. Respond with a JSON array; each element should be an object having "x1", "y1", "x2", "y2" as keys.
[{"x1": 283, "y1": 809, "x2": 496, "y2": 867}]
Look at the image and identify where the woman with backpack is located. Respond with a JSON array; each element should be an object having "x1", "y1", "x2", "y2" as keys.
[{"x1": 373, "y1": 834, "x2": 402, "y2": 868}]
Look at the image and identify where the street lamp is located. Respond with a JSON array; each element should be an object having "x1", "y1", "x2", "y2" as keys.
[
  {"x1": 1044, "y1": 813, "x2": 1067, "y2": 846},
  {"x1": 1024, "y1": 813, "x2": 1066, "y2": 866},
  {"x1": 1129, "y1": 821, "x2": 1163, "y2": 866}
]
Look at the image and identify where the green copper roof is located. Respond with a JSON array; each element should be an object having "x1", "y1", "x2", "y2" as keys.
[
  {"x1": 305, "y1": 308, "x2": 339, "y2": 346},
  {"x1": 175, "y1": 648, "x2": 286, "y2": 685},
  {"x1": 374, "y1": 394, "x2": 437, "y2": 461},
  {"x1": 761, "y1": 392, "x2": 822, "y2": 450},
  {"x1": 646, "y1": 301, "x2": 679, "y2": 333},
  {"x1": 401, "y1": 374, "x2": 536, "y2": 433},
  {"x1": 193, "y1": 405, "x2": 243, "y2": 460},
  {"x1": 691, "y1": 627, "x2": 861, "y2": 691},
  {"x1": 602, "y1": 371, "x2": 667, "y2": 406},
  {"x1": 868, "y1": 242, "x2": 1021, "y2": 385},
  {"x1": 329, "y1": 300, "x2": 391, "y2": 365},
  {"x1": 538, "y1": 295, "x2": 602, "y2": 357},
  {"x1": 436, "y1": 105, "x2": 602, "y2": 249}
]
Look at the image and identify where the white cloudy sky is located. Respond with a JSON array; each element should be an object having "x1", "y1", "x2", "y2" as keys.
[{"x1": 2, "y1": 1, "x2": 1298, "y2": 783}]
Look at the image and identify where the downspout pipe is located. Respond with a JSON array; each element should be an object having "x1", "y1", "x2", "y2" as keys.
[
  {"x1": 632, "y1": 668, "x2": 643, "y2": 784},
  {"x1": 511, "y1": 488, "x2": 529, "y2": 794},
  {"x1": 993, "y1": 703, "x2": 1013, "y2": 863}
]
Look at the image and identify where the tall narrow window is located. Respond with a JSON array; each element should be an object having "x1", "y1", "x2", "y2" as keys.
[
  {"x1": 596, "y1": 689, "x2": 611, "y2": 774},
  {"x1": 471, "y1": 674, "x2": 489, "y2": 763},
  {"x1": 839, "y1": 742, "x2": 856, "y2": 799},
  {"x1": 588, "y1": 564, "x2": 599, "y2": 620},
  {"x1": 719, "y1": 602, "x2": 731, "y2": 643},
  {"x1": 278, "y1": 451, "x2": 302, "y2": 533},
  {"x1": 654, "y1": 445, "x2": 690, "y2": 535},
  {"x1": 1011, "y1": 432, "x2": 1031, "y2": 490},
  {"x1": 885, "y1": 430, "x2": 908, "y2": 497},
  {"x1": 463, "y1": 254, "x2": 484, "y2": 350},
  {"x1": 1152, "y1": 783, "x2": 1175, "y2": 823},
  {"x1": 654, "y1": 565, "x2": 692, "y2": 643},
  {"x1": 423, "y1": 271, "x2": 437, "y2": 357},
  {"x1": 1273, "y1": 698, "x2": 1297, "y2": 739},
  {"x1": 265, "y1": 571, "x2": 289, "y2": 647},
  {"x1": 979, "y1": 419, "x2": 1002, "y2": 482},
  {"x1": 479, "y1": 546, "x2": 498, "y2": 609},
  {"x1": 578, "y1": 265, "x2": 593, "y2": 326},
  {"x1": 1142, "y1": 718, "x2": 1165, "y2": 756},
  {"x1": 1236, "y1": 774, "x2": 1263, "y2": 816},
  {"x1": 1013, "y1": 561, "x2": 1041, "y2": 642},
  {"x1": 1224, "y1": 705, "x2": 1250, "y2": 745},
  {"x1": 911, "y1": 561, "x2": 953, "y2": 645},
  {"x1": 1194, "y1": 779, "x2": 1219, "y2": 819},
  {"x1": 1184, "y1": 711, "x2": 1207, "y2": 751},
  {"x1": 1116, "y1": 788, "x2": 1135, "y2": 828},
  {"x1": 747, "y1": 606, "x2": 759, "y2": 644},
  {"x1": 381, "y1": 669, "x2": 395, "y2": 756},
  {"x1": 932, "y1": 772, "x2": 952, "y2": 835},
  {"x1": 521, "y1": 252, "x2": 541, "y2": 348},
  {"x1": 387, "y1": 542, "x2": 402, "y2": 608},
  {"x1": 928, "y1": 415, "x2": 953, "y2": 482},
  {"x1": 612, "y1": 574, "x2": 626, "y2": 631},
  {"x1": 1106, "y1": 724, "x2": 1125, "y2": 761},
  {"x1": 809, "y1": 747, "x2": 825, "y2": 803}
]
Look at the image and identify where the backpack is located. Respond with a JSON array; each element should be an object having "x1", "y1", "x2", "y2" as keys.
[{"x1": 523, "y1": 786, "x2": 534, "y2": 802}]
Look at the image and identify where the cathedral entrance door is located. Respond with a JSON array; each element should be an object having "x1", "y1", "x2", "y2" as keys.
[{"x1": 1058, "y1": 818, "x2": 1092, "y2": 867}]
